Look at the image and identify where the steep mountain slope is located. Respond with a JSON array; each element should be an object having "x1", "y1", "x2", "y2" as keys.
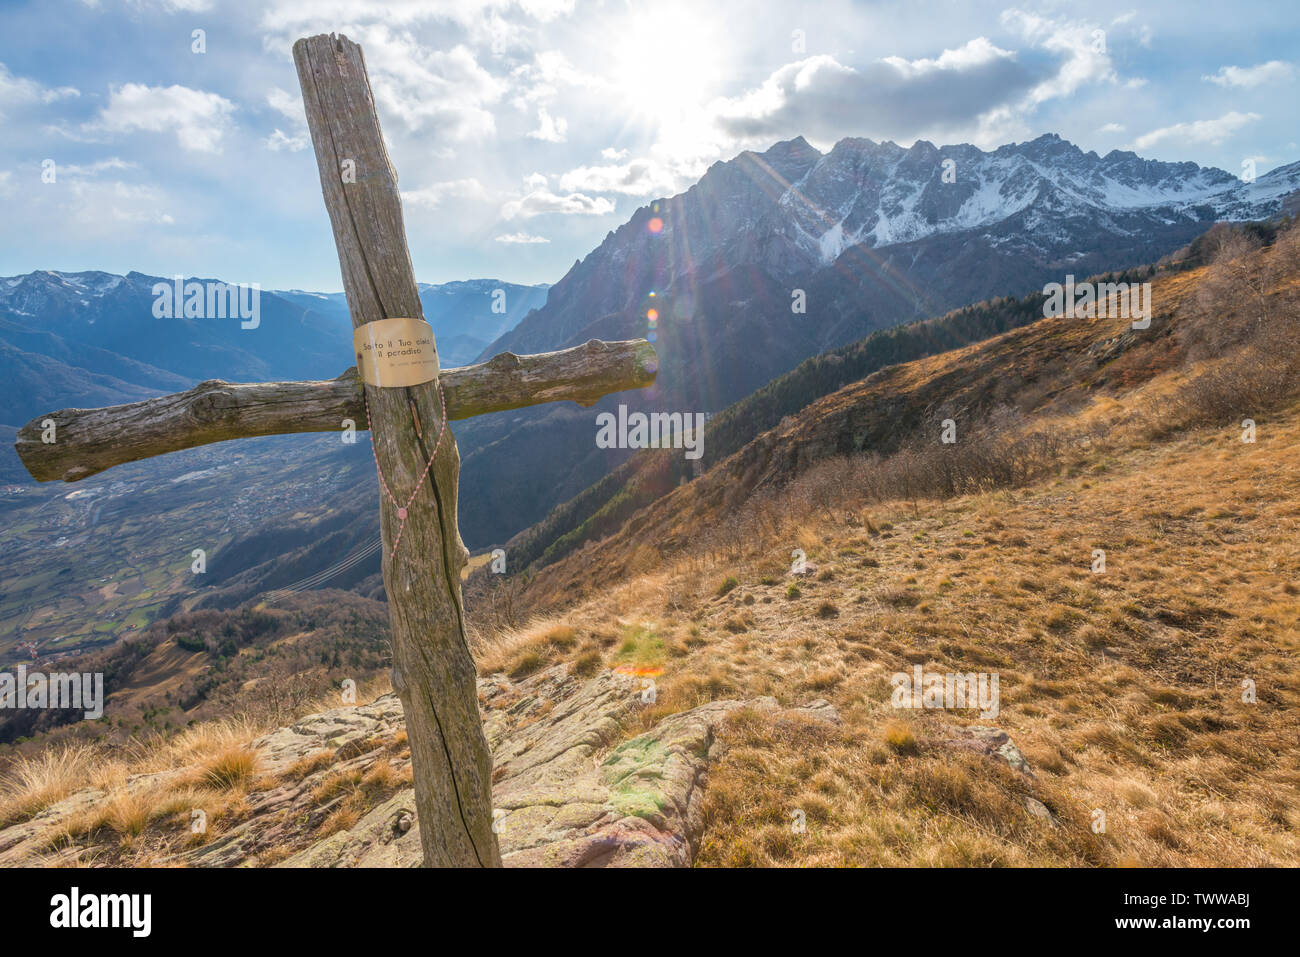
[
  {"x1": 500, "y1": 284, "x2": 1074, "y2": 574},
  {"x1": 487, "y1": 221, "x2": 1300, "y2": 609},
  {"x1": 455, "y1": 134, "x2": 1300, "y2": 545}
]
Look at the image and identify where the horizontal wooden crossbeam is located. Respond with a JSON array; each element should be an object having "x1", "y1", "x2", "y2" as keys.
[{"x1": 14, "y1": 338, "x2": 658, "y2": 483}]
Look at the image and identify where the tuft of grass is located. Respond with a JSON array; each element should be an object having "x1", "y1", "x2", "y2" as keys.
[
  {"x1": 508, "y1": 649, "x2": 546, "y2": 679},
  {"x1": 882, "y1": 722, "x2": 919, "y2": 755},
  {"x1": 312, "y1": 769, "x2": 364, "y2": 805},
  {"x1": 877, "y1": 587, "x2": 922, "y2": 608},
  {"x1": 0, "y1": 744, "x2": 93, "y2": 826},
  {"x1": 716, "y1": 577, "x2": 739, "y2": 597},
  {"x1": 472, "y1": 617, "x2": 582, "y2": 676},
  {"x1": 285, "y1": 751, "x2": 335, "y2": 781},
  {"x1": 803, "y1": 668, "x2": 842, "y2": 691},
  {"x1": 614, "y1": 624, "x2": 667, "y2": 670},
  {"x1": 571, "y1": 648, "x2": 604, "y2": 677},
  {"x1": 196, "y1": 747, "x2": 259, "y2": 791},
  {"x1": 543, "y1": 625, "x2": 579, "y2": 650}
]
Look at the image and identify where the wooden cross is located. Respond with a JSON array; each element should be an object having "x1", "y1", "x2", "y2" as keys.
[{"x1": 12, "y1": 33, "x2": 657, "y2": 868}]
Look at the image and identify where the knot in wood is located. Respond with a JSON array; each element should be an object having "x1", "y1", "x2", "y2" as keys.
[{"x1": 189, "y1": 389, "x2": 238, "y2": 423}]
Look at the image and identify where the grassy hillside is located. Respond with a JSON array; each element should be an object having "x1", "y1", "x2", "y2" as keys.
[
  {"x1": 490, "y1": 222, "x2": 1297, "y2": 608},
  {"x1": 498, "y1": 264, "x2": 1154, "y2": 577},
  {"x1": 460, "y1": 223, "x2": 1300, "y2": 865},
  {"x1": 0, "y1": 590, "x2": 391, "y2": 750}
]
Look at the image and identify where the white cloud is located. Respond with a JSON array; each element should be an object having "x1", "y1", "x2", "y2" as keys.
[
  {"x1": 91, "y1": 83, "x2": 235, "y2": 152},
  {"x1": 880, "y1": 36, "x2": 1016, "y2": 78},
  {"x1": 265, "y1": 87, "x2": 309, "y2": 151},
  {"x1": 58, "y1": 157, "x2": 136, "y2": 176},
  {"x1": 358, "y1": 31, "x2": 505, "y2": 139},
  {"x1": 402, "y1": 178, "x2": 489, "y2": 209},
  {"x1": 266, "y1": 87, "x2": 302, "y2": 121},
  {"x1": 558, "y1": 158, "x2": 679, "y2": 197},
  {"x1": 495, "y1": 231, "x2": 550, "y2": 243},
  {"x1": 500, "y1": 186, "x2": 614, "y2": 219},
  {"x1": 266, "y1": 129, "x2": 309, "y2": 151},
  {"x1": 0, "y1": 63, "x2": 78, "y2": 116},
  {"x1": 710, "y1": 40, "x2": 1035, "y2": 147},
  {"x1": 600, "y1": 147, "x2": 628, "y2": 161},
  {"x1": 1097, "y1": 122, "x2": 1125, "y2": 134},
  {"x1": 1001, "y1": 9, "x2": 1117, "y2": 107},
  {"x1": 527, "y1": 106, "x2": 568, "y2": 142},
  {"x1": 1203, "y1": 61, "x2": 1295, "y2": 88},
  {"x1": 1133, "y1": 111, "x2": 1261, "y2": 150},
  {"x1": 510, "y1": 50, "x2": 603, "y2": 109}
]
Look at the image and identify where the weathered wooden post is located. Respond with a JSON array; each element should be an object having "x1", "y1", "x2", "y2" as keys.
[{"x1": 291, "y1": 31, "x2": 494, "y2": 867}]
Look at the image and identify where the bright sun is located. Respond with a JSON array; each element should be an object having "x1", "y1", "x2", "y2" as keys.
[{"x1": 611, "y1": 5, "x2": 723, "y2": 126}]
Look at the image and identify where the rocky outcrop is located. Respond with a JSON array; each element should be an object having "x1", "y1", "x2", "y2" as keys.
[
  {"x1": 0, "y1": 662, "x2": 837, "y2": 868},
  {"x1": 938, "y1": 725, "x2": 1034, "y2": 777},
  {"x1": 282, "y1": 669, "x2": 839, "y2": 868}
]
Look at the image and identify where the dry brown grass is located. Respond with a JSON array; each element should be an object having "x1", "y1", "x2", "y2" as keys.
[
  {"x1": 473, "y1": 238, "x2": 1300, "y2": 865},
  {"x1": 0, "y1": 743, "x2": 94, "y2": 826},
  {"x1": 473, "y1": 617, "x2": 586, "y2": 676},
  {"x1": 310, "y1": 756, "x2": 412, "y2": 840},
  {"x1": 683, "y1": 406, "x2": 1300, "y2": 865}
]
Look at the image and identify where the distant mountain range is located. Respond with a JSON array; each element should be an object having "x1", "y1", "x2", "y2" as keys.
[
  {"x1": 456, "y1": 133, "x2": 1300, "y2": 544},
  {"x1": 489, "y1": 133, "x2": 1300, "y2": 361}
]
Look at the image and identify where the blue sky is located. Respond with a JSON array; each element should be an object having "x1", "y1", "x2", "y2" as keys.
[{"x1": 0, "y1": 0, "x2": 1297, "y2": 290}]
